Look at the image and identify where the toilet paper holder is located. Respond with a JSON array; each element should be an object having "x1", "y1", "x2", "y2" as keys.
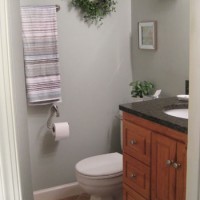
[{"x1": 47, "y1": 104, "x2": 60, "y2": 129}]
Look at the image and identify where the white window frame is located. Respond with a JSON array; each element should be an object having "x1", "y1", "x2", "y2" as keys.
[
  {"x1": 0, "y1": 0, "x2": 22, "y2": 199},
  {"x1": 186, "y1": 0, "x2": 200, "y2": 199}
]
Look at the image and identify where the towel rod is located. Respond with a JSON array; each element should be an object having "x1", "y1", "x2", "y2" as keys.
[{"x1": 56, "y1": 5, "x2": 60, "y2": 12}]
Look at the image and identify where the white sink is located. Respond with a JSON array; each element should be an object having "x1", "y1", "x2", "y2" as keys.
[{"x1": 164, "y1": 108, "x2": 188, "y2": 119}]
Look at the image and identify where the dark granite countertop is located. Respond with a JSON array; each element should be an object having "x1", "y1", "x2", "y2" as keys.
[{"x1": 119, "y1": 97, "x2": 188, "y2": 134}]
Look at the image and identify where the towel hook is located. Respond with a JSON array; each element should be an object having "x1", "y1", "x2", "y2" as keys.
[{"x1": 47, "y1": 104, "x2": 60, "y2": 129}]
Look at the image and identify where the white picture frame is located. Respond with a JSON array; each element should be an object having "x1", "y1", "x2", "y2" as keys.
[{"x1": 138, "y1": 21, "x2": 157, "y2": 50}]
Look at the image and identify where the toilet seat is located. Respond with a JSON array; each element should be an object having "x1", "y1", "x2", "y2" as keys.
[{"x1": 75, "y1": 153, "x2": 122, "y2": 179}]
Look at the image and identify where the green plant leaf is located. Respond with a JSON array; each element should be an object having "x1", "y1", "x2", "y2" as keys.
[
  {"x1": 71, "y1": 0, "x2": 117, "y2": 25},
  {"x1": 129, "y1": 80, "x2": 154, "y2": 98}
]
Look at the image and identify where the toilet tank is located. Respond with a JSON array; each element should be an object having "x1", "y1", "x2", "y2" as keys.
[{"x1": 119, "y1": 111, "x2": 123, "y2": 150}]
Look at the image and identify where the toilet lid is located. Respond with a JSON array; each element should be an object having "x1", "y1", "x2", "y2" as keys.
[{"x1": 75, "y1": 153, "x2": 122, "y2": 177}]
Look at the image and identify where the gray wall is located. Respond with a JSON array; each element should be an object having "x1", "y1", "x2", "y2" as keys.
[
  {"x1": 132, "y1": 0, "x2": 189, "y2": 96},
  {"x1": 20, "y1": 0, "x2": 133, "y2": 190},
  {"x1": 9, "y1": 0, "x2": 33, "y2": 199}
]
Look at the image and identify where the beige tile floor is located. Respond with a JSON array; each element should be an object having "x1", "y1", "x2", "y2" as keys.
[{"x1": 60, "y1": 193, "x2": 90, "y2": 200}]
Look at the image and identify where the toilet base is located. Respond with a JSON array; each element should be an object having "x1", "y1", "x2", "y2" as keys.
[{"x1": 90, "y1": 192, "x2": 122, "y2": 200}]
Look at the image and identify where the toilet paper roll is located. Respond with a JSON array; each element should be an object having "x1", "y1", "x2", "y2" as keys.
[{"x1": 52, "y1": 122, "x2": 69, "y2": 141}]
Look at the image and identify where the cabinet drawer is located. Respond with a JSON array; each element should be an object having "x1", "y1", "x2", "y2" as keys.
[
  {"x1": 123, "y1": 120, "x2": 151, "y2": 165},
  {"x1": 123, "y1": 184, "x2": 147, "y2": 200},
  {"x1": 123, "y1": 154, "x2": 150, "y2": 199}
]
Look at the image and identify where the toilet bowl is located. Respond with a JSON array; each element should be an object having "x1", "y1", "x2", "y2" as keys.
[{"x1": 75, "y1": 152, "x2": 122, "y2": 200}]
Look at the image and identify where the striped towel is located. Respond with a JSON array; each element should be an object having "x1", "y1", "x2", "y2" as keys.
[{"x1": 21, "y1": 5, "x2": 61, "y2": 105}]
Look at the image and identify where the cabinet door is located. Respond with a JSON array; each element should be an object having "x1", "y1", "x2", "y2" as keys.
[
  {"x1": 176, "y1": 142, "x2": 187, "y2": 200},
  {"x1": 151, "y1": 133, "x2": 176, "y2": 200}
]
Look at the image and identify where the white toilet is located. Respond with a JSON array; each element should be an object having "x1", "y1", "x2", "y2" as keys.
[
  {"x1": 75, "y1": 112, "x2": 123, "y2": 200},
  {"x1": 75, "y1": 152, "x2": 122, "y2": 200}
]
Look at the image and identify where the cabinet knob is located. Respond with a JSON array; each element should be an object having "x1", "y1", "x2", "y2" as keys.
[
  {"x1": 130, "y1": 173, "x2": 137, "y2": 179},
  {"x1": 166, "y1": 160, "x2": 173, "y2": 166},
  {"x1": 172, "y1": 162, "x2": 181, "y2": 169},
  {"x1": 130, "y1": 139, "x2": 137, "y2": 145}
]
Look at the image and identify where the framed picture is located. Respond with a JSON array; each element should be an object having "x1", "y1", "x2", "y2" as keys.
[{"x1": 138, "y1": 21, "x2": 157, "y2": 50}]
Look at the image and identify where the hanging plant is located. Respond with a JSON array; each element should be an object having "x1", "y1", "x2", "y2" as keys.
[{"x1": 71, "y1": 0, "x2": 117, "y2": 25}]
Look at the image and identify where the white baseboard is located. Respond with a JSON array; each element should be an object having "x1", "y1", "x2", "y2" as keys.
[{"x1": 33, "y1": 182, "x2": 83, "y2": 200}]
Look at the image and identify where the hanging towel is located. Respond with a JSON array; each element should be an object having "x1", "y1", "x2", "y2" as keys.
[{"x1": 21, "y1": 5, "x2": 61, "y2": 105}]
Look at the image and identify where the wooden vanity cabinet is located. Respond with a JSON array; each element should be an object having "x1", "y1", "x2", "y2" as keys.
[{"x1": 122, "y1": 112, "x2": 187, "y2": 200}]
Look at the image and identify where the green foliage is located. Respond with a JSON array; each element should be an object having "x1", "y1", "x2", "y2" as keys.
[
  {"x1": 71, "y1": 0, "x2": 117, "y2": 25},
  {"x1": 130, "y1": 81, "x2": 154, "y2": 98}
]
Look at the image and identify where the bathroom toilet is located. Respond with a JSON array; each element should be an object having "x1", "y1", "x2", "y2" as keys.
[
  {"x1": 75, "y1": 112, "x2": 123, "y2": 200},
  {"x1": 75, "y1": 152, "x2": 122, "y2": 200}
]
